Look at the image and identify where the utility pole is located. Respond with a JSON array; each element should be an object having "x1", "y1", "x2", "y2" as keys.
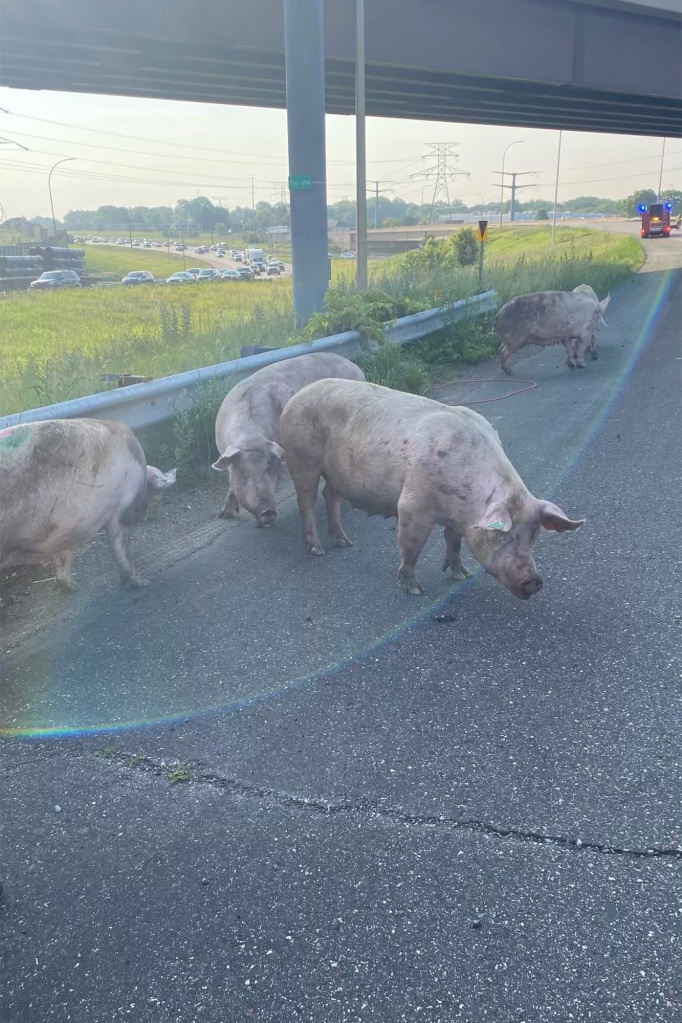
[
  {"x1": 368, "y1": 180, "x2": 393, "y2": 229},
  {"x1": 251, "y1": 175, "x2": 256, "y2": 214},
  {"x1": 411, "y1": 143, "x2": 470, "y2": 220},
  {"x1": 492, "y1": 170, "x2": 537, "y2": 222}
]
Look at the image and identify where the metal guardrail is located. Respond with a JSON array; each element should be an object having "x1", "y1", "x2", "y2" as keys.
[{"x1": 0, "y1": 290, "x2": 496, "y2": 432}]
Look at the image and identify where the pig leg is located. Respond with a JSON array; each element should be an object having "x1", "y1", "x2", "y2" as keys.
[
  {"x1": 105, "y1": 519, "x2": 150, "y2": 588},
  {"x1": 323, "y1": 481, "x2": 352, "y2": 548},
  {"x1": 589, "y1": 332, "x2": 599, "y2": 361},
  {"x1": 218, "y1": 487, "x2": 240, "y2": 520},
  {"x1": 442, "y1": 526, "x2": 472, "y2": 581},
  {"x1": 563, "y1": 338, "x2": 576, "y2": 368},
  {"x1": 499, "y1": 343, "x2": 512, "y2": 376},
  {"x1": 397, "y1": 505, "x2": 432, "y2": 595},
  {"x1": 53, "y1": 550, "x2": 77, "y2": 592},
  {"x1": 293, "y1": 470, "x2": 325, "y2": 556},
  {"x1": 573, "y1": 337, "x2": 587, "y2": 370}
]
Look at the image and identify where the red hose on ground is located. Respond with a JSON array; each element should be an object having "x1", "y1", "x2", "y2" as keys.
[{"x1": 426, "y1": 377, "x2": 538, "y2": 405}]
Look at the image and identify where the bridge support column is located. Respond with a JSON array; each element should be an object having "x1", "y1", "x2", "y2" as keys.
[{"x1": 284, "y1": 0, "x2": 329, "y2": 326}]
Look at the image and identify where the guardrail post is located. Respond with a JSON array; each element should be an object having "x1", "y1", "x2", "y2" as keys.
[{"x1": 283, "y1": 0, "x2": 329, "y2": 326}]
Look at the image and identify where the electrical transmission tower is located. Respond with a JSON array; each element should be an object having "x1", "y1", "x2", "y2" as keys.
[
  {"x1": 412, "y1": 143, "x2": 470, "y2": 212},
  {"x1": 271, "y1": 181, "x2": 288, "y2": 205}
]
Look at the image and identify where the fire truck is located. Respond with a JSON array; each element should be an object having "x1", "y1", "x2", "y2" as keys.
[{"x1": 638, "y1": 201, "x2": 674, "y2": 239}]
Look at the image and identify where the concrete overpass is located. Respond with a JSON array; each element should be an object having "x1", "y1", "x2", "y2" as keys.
[
  {"x1": 1, "y1": 0, "x2": 680, "y2": 137},
  {"x1": 2, "y1": 0, "x2": 680, "y2": 321}
]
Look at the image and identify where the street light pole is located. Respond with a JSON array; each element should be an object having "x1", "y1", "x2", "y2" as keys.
[
  {"x1": 48, "y1": 158, "x2": 74, "y2": 239},
  {"x1": 551, "y1": 130, "x2": 563, "y2": 245},
  {"x1": 355, "y1": 0, "x2": 368, "y2": 288},
  {"x1": 499, "y1": 141, "x2": 524, "y2": 228},
  {"x1": 657, "y1": 137, "x2": 666, "y2": 200}
]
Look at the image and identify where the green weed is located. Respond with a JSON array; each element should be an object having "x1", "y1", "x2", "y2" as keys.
[{"x1": 167, "y1": 762, "x2": 192, "y2": 784}]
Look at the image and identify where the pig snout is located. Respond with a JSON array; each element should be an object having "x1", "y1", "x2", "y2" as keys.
[
  {"x1": 257, "y1": 507, "x2": 277, "y2": 527},
  {"x1": 517, "y1": 573, "x2": 544, "y2": 600}
]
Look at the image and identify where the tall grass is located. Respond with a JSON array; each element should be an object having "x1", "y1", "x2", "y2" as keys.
[
  {"x1": 0, "y1": 226, "x2": 642, "y2": 416},
  {"x1": 0, "y1": 282, "x2": 295, "y2": 415}
]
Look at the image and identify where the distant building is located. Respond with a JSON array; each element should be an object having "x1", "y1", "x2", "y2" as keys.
[{"x1": 3, "y1": 216, "x2": 48, "y2": 240}]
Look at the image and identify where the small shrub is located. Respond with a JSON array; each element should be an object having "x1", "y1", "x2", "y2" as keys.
[
  {"x1": 300, "y1": 286, "x2": 423, "y2": 344},
  {"x1": 454, "y1": 228, "x2": 479, "y2": 266},
  {"x1": 414, "y1": 313, "x2": 497, "y2": 368}
]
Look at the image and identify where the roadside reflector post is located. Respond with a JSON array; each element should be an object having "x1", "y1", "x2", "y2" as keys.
[{"x1": 477, "y1": 219, "x2": 488, "y2": 287}]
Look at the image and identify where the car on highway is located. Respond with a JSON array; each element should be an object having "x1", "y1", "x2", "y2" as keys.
[
  {"x1": 175, "y1": 244, "x2": 188, "y2": 251},
  {"x1": 166, "y1": 271, "x2": 194, "y2": 285},
  {"x1": 29, "y1": 269, "x2": 82, "y2": 291},
  {"x1": 122, "y1": 271, "x2": 155, "y2": 286},
  {"x1": 184, "y1": 268, "x2": 204, "y2": 279},
  {"x1": 216, "y1": 250, "x2": 225, "y2": 257},
  {"x1": 266, "y1": 264, "x2": 281, "y2": 275},
  {"x1": 195, "y1": 246, "x2": 210, "y2": 254},
  {"x1": 197, "y1": 269, "x2": 220, "y2": 282},
  {"x1": 220, "y1": 270, "x2": 242, "y2": 282},
  {"x1": 236, "y1": 266, "x2": 254, "y2": 280},
  {"x1": 340, "y1": 251, "x2": 357, "y2": 259}
]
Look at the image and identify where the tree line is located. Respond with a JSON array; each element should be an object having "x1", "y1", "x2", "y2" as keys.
[{"x1": 61, "y1": 188, "x2": 682, "y2": 234}]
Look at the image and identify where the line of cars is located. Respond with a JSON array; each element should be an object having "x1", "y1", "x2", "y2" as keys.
[{"x1": 121, "y1": 259, "x2": 287, "y2": 287}]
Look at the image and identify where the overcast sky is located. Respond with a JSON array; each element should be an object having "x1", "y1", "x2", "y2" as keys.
[{"x1": 0, "y1": 86, "x2": 678, "y2": 219}]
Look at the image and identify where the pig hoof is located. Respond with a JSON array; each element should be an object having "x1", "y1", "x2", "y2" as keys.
[
  {"x1": 591, "y1": 351, "x2": 598, "y2": 361},
  {"x1": 443, "y1": 561, "x2": 472, "y2": 581},
  {"x1": 128, "y1": 576, "x2": 151, "y2": 589},
  {"x1": 501, "y1": 365, "x2": 512, "y2": 377},
  {"x1": 398, "y1": 570, "x2": 425, "y2": 596},
  {"x1": 576, "y1": 363, "x2": 585, "y2": 370},
  {"x1": 58, "y1": 580, "x2": 78, "y2": 593},
  {"x1": 218, "y1": 508, "x2": 238, "y2": 520},
  {"x1": 305, "y1": 542, "x2": 325, "y2": 557},
  {"x1": 331, "y1": 534, "x2": 353, "y2": 549}
]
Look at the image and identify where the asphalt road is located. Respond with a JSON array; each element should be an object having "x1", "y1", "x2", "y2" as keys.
[{"x1": 1, "y1": 236, "x2": 681, "y2": 1022}]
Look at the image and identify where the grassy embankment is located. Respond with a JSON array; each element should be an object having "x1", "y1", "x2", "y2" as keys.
[
  {"x1": 0, "y1": 226, "x2": 643, "y2": 417},
  {"x1": 83, "y1": 245, "x2": 211, "y2": 279}
]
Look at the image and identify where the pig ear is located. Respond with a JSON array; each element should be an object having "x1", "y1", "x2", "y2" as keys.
[
  {"x1": 472, "y1": 502, "x2": 512, "y2": 534},
  {"x1": 147, "y1": 466, "x2": 176, "y2": 490},
  {"x1": 538, "y1": 500, "x2": 585, "y2": 533},
  {"x1": 212, "y1": 445, "x2": 241, "y2": 471},
  {"x1": 267, "y1": 441, "x2": 285, "y2": 463},
  {"x1": 599, "y1": 294, "x2": 610, "y2": 324}
]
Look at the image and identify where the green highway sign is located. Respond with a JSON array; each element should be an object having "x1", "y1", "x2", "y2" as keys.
[{"x1": 289, "y1": 175, "x2": 313, "y2": 191}]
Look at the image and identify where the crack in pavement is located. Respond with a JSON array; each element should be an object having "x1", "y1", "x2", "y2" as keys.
[{"x1": 104, "y1": 749, "x2": 682, "y2": 861}]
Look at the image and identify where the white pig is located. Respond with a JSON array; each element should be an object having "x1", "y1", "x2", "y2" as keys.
[
  {"x1": 0, "y1": 419, "x2": 175, "y2": 591},
  {"x1": 572, "y1": 284, "x2": 610, "y2": 361},
  {"x1": 213, "y1": 352, "x2": 364, "y2": 526},
  {"x1": 280, "y1": 380, "x2": 584, "y2": 599}
]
